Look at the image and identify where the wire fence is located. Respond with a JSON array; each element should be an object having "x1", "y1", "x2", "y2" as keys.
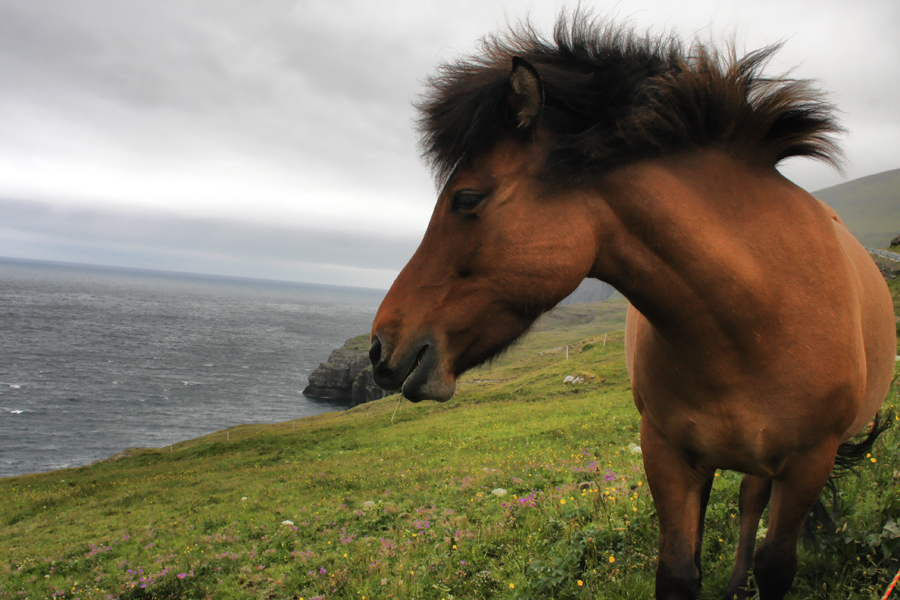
[{"x1": 866, "y1": 247, "x2": 900, "y2": 262}]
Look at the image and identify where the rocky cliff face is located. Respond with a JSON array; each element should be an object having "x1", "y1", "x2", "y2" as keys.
[{"x1": 302, "y1": 335, "x2": 390, "y2": 405}]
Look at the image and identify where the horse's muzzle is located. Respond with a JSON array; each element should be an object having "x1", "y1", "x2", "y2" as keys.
[{"x1": 370, "y1": 333, "x2": 456, "y2": 402}]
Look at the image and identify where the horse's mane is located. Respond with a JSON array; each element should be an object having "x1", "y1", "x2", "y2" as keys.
[{"x1": 417, "y1": 13, "x2": 843, "y2": 185}]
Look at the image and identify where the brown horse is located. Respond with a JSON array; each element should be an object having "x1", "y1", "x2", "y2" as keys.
[{"x1": 370, "y1": 16, "x2": 895, "y2": 600}]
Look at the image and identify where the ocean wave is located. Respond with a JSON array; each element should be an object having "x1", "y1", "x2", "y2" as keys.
[{"x1": 0, "y1": 258, "x2": 382, "y2": 478}]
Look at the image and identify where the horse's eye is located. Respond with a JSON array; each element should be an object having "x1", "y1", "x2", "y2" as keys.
[{"x1": 451, "y1": 191, "x2": 486, "y2": 212}]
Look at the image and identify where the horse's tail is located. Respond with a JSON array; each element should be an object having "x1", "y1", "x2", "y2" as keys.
[
  {"x1": 804, "y1": 410, "x2": 894, "y2": 539},
  {"x1": 833, "y1": 410, "x2": 894, "y2": 472}
]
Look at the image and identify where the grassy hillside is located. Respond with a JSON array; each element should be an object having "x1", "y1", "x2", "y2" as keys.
[
  {"x1": 1, "y1": 300, "x2": 897, "y2": 600},
  {"x1": 814, "y1": 168, "x2": 900, "y2": 247}
]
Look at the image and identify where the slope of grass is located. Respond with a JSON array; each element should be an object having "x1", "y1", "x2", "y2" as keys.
[{"x1": 0, "y1": 301, "x2": 897, "y2": 600}]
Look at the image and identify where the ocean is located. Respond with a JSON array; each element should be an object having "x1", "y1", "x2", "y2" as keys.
[{"x1": 0, "y1": 257, "x2": 385, "y2": 479}]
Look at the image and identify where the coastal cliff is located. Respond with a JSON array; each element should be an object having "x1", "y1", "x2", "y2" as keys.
[{"x1": 302, "y1": 334, "x2": 390, "y2": 405}]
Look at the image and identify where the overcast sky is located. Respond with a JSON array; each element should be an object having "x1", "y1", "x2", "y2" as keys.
[{"x1": 1, "y1": 0, "x2": 898, "y2": 289}]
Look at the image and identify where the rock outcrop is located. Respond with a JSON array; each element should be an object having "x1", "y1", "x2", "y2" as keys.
[
  {"x1": 303, "y1": 335, "x2": 390, "y2": 405},
  {"x1": 351, "y1": 366, "x2": 386, "y2": 405},
  {"x1": 878, "y1": 262, "x2": 900, "y2": 281}
]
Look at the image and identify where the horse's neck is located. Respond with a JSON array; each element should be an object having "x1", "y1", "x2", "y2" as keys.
[{"x1": 589, "y1": 152, "x2": 831, "y2": 356}]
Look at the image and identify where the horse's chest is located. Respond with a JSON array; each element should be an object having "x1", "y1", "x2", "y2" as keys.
[
  {"x1": 629, "y1": 317, "x2": 865, "y2": 475},
  {"x1": 653, "y1": 407, "x2": 792, "y2": 475},
  {"x1": 635, "y1": 378, "x2": 838, "y2": 476}
]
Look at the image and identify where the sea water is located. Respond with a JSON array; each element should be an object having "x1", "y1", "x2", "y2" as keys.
[{"x1": 0, "y1": 257, "x2": 385, "y2": 478}]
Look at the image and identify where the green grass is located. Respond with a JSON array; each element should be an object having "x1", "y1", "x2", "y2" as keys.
[{"x1": 1, "y1": 301, "x2": 898, "y2": 600}]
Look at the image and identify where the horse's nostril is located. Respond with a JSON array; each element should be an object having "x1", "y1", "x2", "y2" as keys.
[{"x1": 369, "y1": 337, "x2": 383, "y2": 366}]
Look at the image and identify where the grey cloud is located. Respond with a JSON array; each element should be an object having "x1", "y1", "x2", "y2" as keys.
[
  {"x1": 0, "y1": 198, "x2": 419, "y2": 274},
  {"x1": 0, "y1": 0, "x2": 898, "y2": 287},
  {"x1": 0, "y1": 1, "x2": 425, "y2": 190}
]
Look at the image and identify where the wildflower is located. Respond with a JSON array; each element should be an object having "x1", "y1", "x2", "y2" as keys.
[
  {"x1": 560, "y1": 499, "x2": 566, "y2": 505},
  {"x1": 578, "y1": 580, "x2": 584, "y2": 586},
  {"x1": 609, "y1": 556, "x2": 615, "y2": 563},
  {"x1": 510, "y1": 583, "x2": 515, "y2": 589}
]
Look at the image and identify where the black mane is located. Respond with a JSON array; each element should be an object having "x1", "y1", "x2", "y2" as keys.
[{"x1": 416, "y1": 14, "x2": 843, "y2": 185}]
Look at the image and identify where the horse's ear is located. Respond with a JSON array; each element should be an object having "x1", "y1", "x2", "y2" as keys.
[{"x1": 509, "y1": 56, "x2": 543, "y2": 129}]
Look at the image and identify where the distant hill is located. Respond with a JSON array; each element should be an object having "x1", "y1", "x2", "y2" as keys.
[
  {"x1": 560, "y1": 278, "x2": 616, "y2": 305},
  {"x1": 814, "y1": 168, "x2": 900, "y2": 247}
]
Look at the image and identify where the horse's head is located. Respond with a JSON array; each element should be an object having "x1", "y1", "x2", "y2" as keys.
[{"x1": 370, "y1": 59, "x2": 598, "y2": 401}]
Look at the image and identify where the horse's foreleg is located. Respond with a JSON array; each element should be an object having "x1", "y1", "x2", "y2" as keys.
[
  {"x1": 694, "y1": 476, "x2": 715, "y2": 580},
  {"x1": 641, "y1": 416, "x2": 715, "y2": 600},
  {"x1": 753, "y1": 443, "x2": 838, "y2": 600},
  {"x1": 725, "y1": 474, "x2": 772, "y2": 600}
]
